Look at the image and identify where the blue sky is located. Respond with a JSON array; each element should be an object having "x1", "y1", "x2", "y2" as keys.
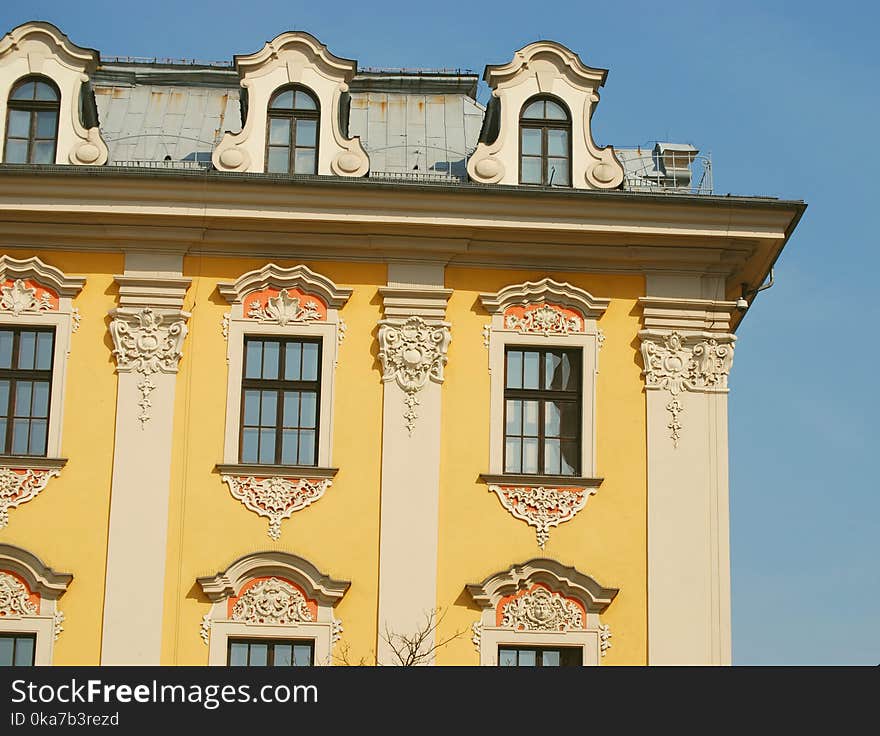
[{"x1": 3, "y1": 1, "x2": 877, "y2": 664}]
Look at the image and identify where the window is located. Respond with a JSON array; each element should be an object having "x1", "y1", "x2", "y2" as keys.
[
  {"x1": 240, "y1": 336, "x2": 321, "y2": 466},
  {"x1": 266, "y1": 86, "x2": 319, "y2": 174},
  {"x1": 504, "y1": 346, "x2": 581, "y2": 476},
  {"x1": 0, "y1": 633, "x2": 36, "y2": 666},
  {"x1": 519, "y1": 96, "x2": 571, "y2": 186},
  {"x1": 498, "y1": 645, "x2": 582, "y2": 667},
  {"x1": 228, "y1": 638, "x2": 313, "y2": 667},
  {"x1": 0, "y1": 327, "x2": 54, "y2": 456},
  {"x1": 4, "y1": 76, "x2": 60, "y2": 165}
]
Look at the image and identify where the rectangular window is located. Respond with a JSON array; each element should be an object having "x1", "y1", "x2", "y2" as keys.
[
  {"x1": 0, "y1": 633, "x2": 36, "y2": 666},
  {"x1": 227, "y1": 638, "x2": 314, "y2": 667},
  {"x1": 240, "y1": 336, "x2": 321, "y2": 466},
  {"x1": 503, "y1": 346, "x2": 581, "y2": 476},
  {"x1": 0, "y1": 327, "x2": 54, "y2": 456},
  {"x1": 498, "y1": 645, "x2": 582, "y2": 667}
]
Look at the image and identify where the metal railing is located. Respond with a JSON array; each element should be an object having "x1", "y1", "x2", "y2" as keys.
[
  {"x1": 102, "y1": 56, "x2": 232, "y2": 68},
  {"x1": 617, "y1": 146, "x2": 713, "y2": 195}
]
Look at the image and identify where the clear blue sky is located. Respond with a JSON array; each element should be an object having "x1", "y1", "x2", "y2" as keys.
[{"x1": 3, "y1": 1, "x2": 877, "y2": 665}]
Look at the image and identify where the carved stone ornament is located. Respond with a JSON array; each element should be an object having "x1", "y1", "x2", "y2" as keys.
[
  {"x1": 221, "y1": 475, "x2": 331, "y2": 540},
  {"x1": 247, "y1": 289, "x2": 322, "y2": 326},
  {"x1": 471, "y1": 621, "x2": 482, "y2": 651},
  {"x1": 489, "y1": 485, "x2": 596, "y2": 549},
  {"x1": 505, "y1": 304, "x2": 582, "y2": 336},
  {"x1": 641, "y1": 330, "x2": 734, "y2": 446},
  {"x1": 231, "y1": 577, "x2": 314, "y2": 625},
  {"x1": 501, "y1": 586, "x2": 584, "y2": 632},
  {"x1": 599, "y1": 623, "x2": 612, "y2": 656},
  {"x1": 0, "y1": 280, "x2": 53, "y2": 316},
  {"x1": 0, "y1": 467, "x2": 60, "y2": 529},
  {"x1": 377, "y1": 316, "x2": 451, "y2": 435},
  {"x1": 0, "y1": 571, "x2": 38, "y2": 617}
]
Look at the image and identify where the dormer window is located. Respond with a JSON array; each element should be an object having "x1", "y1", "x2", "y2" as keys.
[
  {"x1": 266, "y1": 85, "x2": 320, "y2": 175},
  {"x1": 4, "y1": 76, "x2": 60, "y2": 164},
  {"x1": 519, "y1": 96, "x2": 571, "y2": 187}
]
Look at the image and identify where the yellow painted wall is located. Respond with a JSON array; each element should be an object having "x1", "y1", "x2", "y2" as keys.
[
  {"x1": 436, "y1": 268, "x2": 647, "y2": 665},
  {"x1": 0, "y1": 247, "x2": 121, "y2": 665},
  {"x1": 161, "y1": 256, "x2": 386, "y2": 665}
]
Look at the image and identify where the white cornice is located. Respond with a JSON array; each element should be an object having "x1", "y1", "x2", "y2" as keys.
[
  {"x1": 0, "y1": 544, "x2": 73, "y2": 600},
  {"x1": 0, "y1": 21, "x2": 100, "y2": 72},
  {"x1": 480, "y1": 277, "x2": 609, "y2": 319},
  {"x1": 217, "y1": 262, "x2": 352, "y2": 308}
]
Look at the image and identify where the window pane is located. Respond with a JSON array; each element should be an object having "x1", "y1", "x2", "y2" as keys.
[
  {"x1": 269, "y1": 117, "x2": 290, "y2": 145},
  {"x1": 8, "y1": 109, "x2": 30, "y2": 138},
  {"x1": 523, "y1": 352, "x2": 539, "y2": 389},
  {"x1": 504, "y1": 437, "x2": 521, "y2": 473},
  {"x1": 273, "y1": 643, "x2": 293, "y2": 666},
  {"x1": 561, "y1": 441, "x2": 578, "y2": 475},
  {"x1": 0, "y1": 332, "x2": 12, "y2": 367},
  {"x1": 35, "y1": 332, "x2": 53, "y2": 370},
  {"x1": 302, "y1": 343, "x2": 318, "y2": 380},
  {"x1": 36, "y1": 111, "x2": 57, "y2": 139},
  {"x1": 544, "y1": 438, "x2": 561, "y2": 475},
  {"x1": 547, "y1": 157, "x2": 569, "y2": 186},
  {"x1": 545, "y1": 401, "x2": 560, "y2": 436},
  {"x1": 248, "y1": 642, "x2": 268, "y2": 666},
  {"x1": 271, "y1": 90, "x2": 294, "y2": 109},
  {"x1": 281, "y1": 429, "x2": 298, "y2": 464},
  {"x1": 245, "y1": 340, "x2": 262, "y2": 379},
  {"x1": 241, "y1": 428, "x2": 259, "y2": 462},
  {"x1": 544, "y1": 101, "x2": 568, "y2": 120},
  {"x1": 31, "y1": 382, "x2": 49, "y2": 417},
  {"x1": 229, "y1": 641, "x2": 249, "y2": 666},
  {"x1": 547, "y1": 128, "x2": 568, "y2": 157},
  {"x1": 299, "y1": 430, "x2": 315, "y2": 465},
  {"x1": 12, "y1": 418, "x2": 29, "y2": 454},
  {"x1": 296, "y1": 119, "x2": 317, "y2": 147},
  {"x1": 506, "y1": 350, "x2": 522, "y2": 389},
  {"x1": 300, "y1": 392, "x2": 317, "y2": 428},
  {"x1": 544, "y1": 351, "x2": 561, "y2": 389},
  {"x1": 518, "y1": 649, "x2": 537, "y2": 666},
  {"x1": 267, "y1": 147, "x2": 290, "y2": 173},
  {"x1": 11, "y1": 81, "x2": 35, "y2": 100},
  {"x1": 243, "y1": 390, "x2": 260, "y2": 426},
  {"x1": 542, "y1": 649, "x2": 561, "y2": 666},
  {"x1": 522, "y1": 400, "x2": 539, "y2": 436},
  {"x1": 4, "y1": 139, "x2": 27, "y2": 163},
  {"x1": 294, "y1": 91, "x2": 317, "y2": 110},
  {"x1": 18, "y1": 332, "x2": 35, "y2": 369},
  {"x1": 0, "y1": 637, "x2": 14, "y2": 666},
  {"x1": 13, "y1": 636, "x2": 34, "y2": 665},
  {"x1": 498, "y1": 648, "x2": 517, "y2": 666},
  {"x1": 258, "y1": 429, "x2": 275, "y2": 464},
  {"x1": 521, "y1": 127, "x2": 541, "y2": 155},
  {"x1": 262, "y1": 341, "x2": 279, "y2": 379},
  {"x1": 293, "y1": 643, "x2": 312, "y2": 666},
  {"x1": 260, "y1": 391, "x2": 277, "y2": 426},
  {"x1": 32, "y1": 141, "x2": 55, "y2": 164},
  {"x1": 0, "y1": 419, "x2": 6, "y2": 450},
  {"x1": 28, "y1": 419, "x2": 46, "y2": 455},
  {"x1": 0, "y1": 380, "x2": 8, "y2": 413},
  {"x1": 522, "y1": 437, "x2": 539, "y2": 474},
  {"x1": 521, "y1": 156, "x2": 541, "y2": 184},
  {"x1": 285, "y1": 342, "x2": 302, "y2": 380},
  {"x1": 15, "y1": 381, "x2": 32, "y2": 415},
  {"x1": 505, "y1": 399, "x2": 521, "y2": 436},
  {"x1": 559, "y1": 401, "x2": 578, "y2": 436},
  {"x1": 283, "y1": 392, "x2": 300, "y2": 427},
  {"x1": 522, "y1": 100, "x2": 544, "y2": 118},
  {"x1": 294, "y1": 148, "x2": 316, "y2": 174},
  {"x1": 35, "y1": 82, "x2": 57, "y2": 101}
]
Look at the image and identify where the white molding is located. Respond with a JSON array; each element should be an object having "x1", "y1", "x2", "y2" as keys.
[{"x1": 0, "y1": 466, "x2": 61, "y2": 529}]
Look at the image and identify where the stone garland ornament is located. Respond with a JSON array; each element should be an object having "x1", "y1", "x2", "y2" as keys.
[
  {"x1": 247, "y1": 289, "x2": 322, "y2": 326},
  {"x1": 640, "y1": 331, "x2": 734, "y2": 447},
  {"x1": 109, "y1": 308, "x2": 188, "y2": 427},
  {"x1": 489, "y1": 485, "x2": 596, "y2": 549},
  {"x1": 505, "y1": 304, "x2": 582, "y2": 336},
  {"x1": 0, "y1": 279, "x2": 53, "y2": 316},
  {"x1": 599, "y1": 623, "x2": 612, "y2": 656},
  {"x1": 220, "y1": 475, "x2": 331, "y2": 540},
  {"x1": 231, "y1": 577, "x2": 314, "y2": 625},
  {"x1": 0, "y1": 467, "x2": 61, "y2": 529},
  {"x1": 0, "y1": 571, "x2": 38, "y2": 617},
  {"x1": 501, "y1": 587, "x2": 584, "y2": 632},
  {"x1": 377, "y1": 316, "x2": 451, "y2": 435}
]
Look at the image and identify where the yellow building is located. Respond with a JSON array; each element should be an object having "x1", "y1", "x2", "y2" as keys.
[{"x1": 0, "y1": 21, "x2": 804, "y2": 666}]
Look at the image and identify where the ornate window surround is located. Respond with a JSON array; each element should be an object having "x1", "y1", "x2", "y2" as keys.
[
  {"x1": 466, "y1": 559, "x2": 617, "y2": 666},
  {"x1": 478, "y1": 278, "x2": 608, "y2": 547},
  {"x1": 216, "y1": 264, "x2": 351, "y2": 539},
  {"x1": 0, "y1": 543, "x2": 72, "y2": 665},
  {"x1": 197, "y1": 551, "x2": 350, "y2": 666}
]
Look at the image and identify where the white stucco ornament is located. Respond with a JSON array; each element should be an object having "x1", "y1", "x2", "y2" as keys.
[{"x1": 231, "y1": 577, "x2": 314, "y2": 625}]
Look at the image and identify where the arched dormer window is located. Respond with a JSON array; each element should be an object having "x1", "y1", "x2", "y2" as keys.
[
  {"x1": 519, "y1": 96, "x2": 571, "y2": 186},
  {"x1": 4, "y1": 76, "x2": 60, "y2": 164},
  {"x1": 266, "y1": 85, "x2": 319, "y2": 175}
]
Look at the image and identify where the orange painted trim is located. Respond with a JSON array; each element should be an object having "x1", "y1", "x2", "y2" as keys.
[
  {"x1": 0, "y1": 568, "x2": 41, "y2": 612},
  {"x1": 503, "y1": 302, "x2": 583, "y2": 330},
  {"x1": 243, "y1": 287, "x2": 328, "y2": 321},
  {"x1": 1, "y1": 278, "x2": 59, "y2": 311}
]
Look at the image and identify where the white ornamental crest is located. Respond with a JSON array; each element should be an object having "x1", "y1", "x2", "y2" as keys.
[
  {"x1": 501, "y1": 587, "x2": 583, "y2": 631},
  {"x1": 490, "y1": 485, "x2": 594, "y2": 549},
  {"x1": 231, "y1": 578, "x2": 313, "y2": 625},
  {"x1": 0, "y1": 279, "x2": 52, "y2": 316},
  {"x1": 221, "y1": 475, "x2": 330, "y2": 540},
  {"x1": 0, "y1": 571, "x2": 38, "y2": 617},
  {"x1": 505, "y1": 304, "x2": 581, "y2": 336},
  {"x1": 247, "y1": 289, "x2": 322, "y2": 326},
  {"x1": 110, "y1": 308, "x2": 188, "y2": 376},
  {"x1": 0, "y1": 467, "x2": 60, "y2": 529}
]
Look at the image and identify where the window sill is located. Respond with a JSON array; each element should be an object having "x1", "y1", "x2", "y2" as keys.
[
  {"x1": 480, "y1": 473, "x2": 602, "y2": 489},
  {"x1": 0, "y1": 456, "x2": 67, "y2": 471},
  {"x1": 215, "y1": 463, "x2": 337, "y2": 480}
]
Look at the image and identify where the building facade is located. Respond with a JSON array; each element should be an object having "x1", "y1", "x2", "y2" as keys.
[{"x1": 0, "y1": 21, "x2": 804, "y2": 666}]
